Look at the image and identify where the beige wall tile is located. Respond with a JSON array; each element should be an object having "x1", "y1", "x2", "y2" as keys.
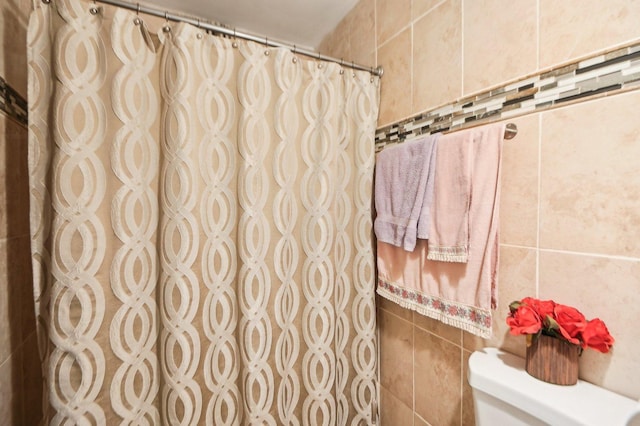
[
  {"x1": 499, "y1": 114, "x2": 539, "y2": 247},
  {"x1": 463, "y1": 0, "x2": 537, "y2": 94},
  {"x1": 463, "y1": 245, "x2": 536, "y2": 358},
  {"x1": 412, "y1": 0, "x2": 462, "y2": 114},
  {"x1": 462, "y1": 350, "x2": 476, "y2": 426},
  {"x1": 414, "y1": 413, "x2": 428, "y2": 426},
  {"x1": 0, "y1": 0, "x2": 29, "y2": 97},
  {"x1": 539, "y1": 251, "x2": 640, "y2": 400},
  {"x1": 377, "y1": 29, "x2": 412, "y2": 126},
  {"x1": 413, "y1": 0, "x2": 445, "y2": 20},
  {"x1": 0, "y1": 238, "x2": 24, "y2": 366},
  {"x1": 377, "y1": 294, "x2": 413, "y2": 321},
  {"x1": 346, "y1": 0, "x2": 376, "y2": 65},
  {"x1": 377, "y1": 0, "x2": 411, "y2": 46},
  {"x1": 0, "y1": 116, "x2": 30, "y2": 240},
  {"x1": 0, "y1": 352, "x2": 22, "y2": 425},
  {"x1": 378, "y1": 307, "x2": 414, "y2": 408},
  {"x1": 379, "y1": 386, "x2": 415, "y2": 426},
  {"x1": 318, "y1": 16, "x2": 351, "y2": 60},
  {"x1": 413, "y1": 313, "x2": 462, "y2": 345},
  {"x1": 414, "y1": 328, "x2": 461, "y2": 426},
  {"x1": 540, "y1": 91, "x2": 640, "y2": 258},
  {"x1": 539, "y1": 0, "x2": 640, "y2": 69},
  {"x1": 21, "y1": 331, "x2": 43, "y2": 425}
]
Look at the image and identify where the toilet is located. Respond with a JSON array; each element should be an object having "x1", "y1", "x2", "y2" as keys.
[{"x1": 468, "y1": 348, "x2": 640, "y2": 425}]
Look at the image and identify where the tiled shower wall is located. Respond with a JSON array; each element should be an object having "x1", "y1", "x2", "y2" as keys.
[
  {"x1": 0, "y1": 0, "x2": 44, "y2": 424},
  {"x1": 319, "y1": 1, "x2": 640, "y2": 425}
]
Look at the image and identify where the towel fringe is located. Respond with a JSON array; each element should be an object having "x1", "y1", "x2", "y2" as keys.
[
  {"x1": 376, "y1": 285, "x2": 492, "y2": 339},
  {"x1": 426, "y1": 245, "x2": 469, "y2": 263}
]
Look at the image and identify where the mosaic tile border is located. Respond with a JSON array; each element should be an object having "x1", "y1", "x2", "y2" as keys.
[
  {"x1": 376, "y1": 42, "x2": 640, "y2": 151},
  {"x1": 0, "y1": 76, "x2": 28, "y2": 127}
]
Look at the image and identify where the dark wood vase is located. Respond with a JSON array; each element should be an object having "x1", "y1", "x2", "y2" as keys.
[{"x1": 525, "y1": 333, "x2": 580, "y2": 385}]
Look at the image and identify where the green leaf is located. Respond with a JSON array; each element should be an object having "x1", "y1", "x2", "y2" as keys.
[
  {"x1": 508, "y1": 301, "x2": 522, "y2": 313},
  {"x1": 544, "y1": 315, "x2": 559, "y2": 330}
]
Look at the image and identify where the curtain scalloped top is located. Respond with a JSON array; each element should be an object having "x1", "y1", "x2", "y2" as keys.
[{"x1": 27, "y1": 0, "x2": 380, "y2": 424}]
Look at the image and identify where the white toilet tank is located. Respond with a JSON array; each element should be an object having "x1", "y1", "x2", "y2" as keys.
[{"x1": 468, "y1": 348, "x2": 640, "y2": 426}]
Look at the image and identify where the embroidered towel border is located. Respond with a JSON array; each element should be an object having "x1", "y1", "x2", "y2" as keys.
[{"x1": 377, "y1": 277, "x2": 492, "y2": 338}]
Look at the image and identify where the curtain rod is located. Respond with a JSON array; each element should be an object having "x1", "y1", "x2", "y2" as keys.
[
  {"x1": 444, "y1": 122, "x2": 518, "y2": 140},
  {"x1": 79, "y1": 0, "x2": 384, "y2": 77}
]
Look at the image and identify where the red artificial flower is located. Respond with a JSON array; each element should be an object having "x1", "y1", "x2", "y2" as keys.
[
  {"x1": 554, "y1": 304, "x2": 587, "y2": 344},
  {"x1": 581, "y1": 318, "x2": 615, "y2": 353},
  {"x1": 521, "y1": 297, "x2": 556, "y2": 319},
  {"x1": 506, "y1": 305, "x2": 542, "y2": 336},
  {"x1": 506, "y1": 297, "x2": 614, "y2": 355}
]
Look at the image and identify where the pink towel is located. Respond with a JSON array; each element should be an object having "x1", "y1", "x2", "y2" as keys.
[
  {"x1": 426, "y1": 129, "x2": 473, "y2": 262},
  {"x1": 376, "y1": 123, "x2": 505, "y2": 337},
  {"x1": 374, "y1": 134, "x2": 439, "y2": 251}
]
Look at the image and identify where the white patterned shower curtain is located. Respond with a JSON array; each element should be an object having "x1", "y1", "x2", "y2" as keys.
[{"x1": 27, "y1": 0, "x2": 379, "y2": 424}]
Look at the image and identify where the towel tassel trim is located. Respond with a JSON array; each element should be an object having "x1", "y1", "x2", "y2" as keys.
[{"x1": 377, "y1": 278, "x2": 492, "y2": 338}]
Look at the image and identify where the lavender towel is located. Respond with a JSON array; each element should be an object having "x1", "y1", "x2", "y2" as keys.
[{"x1": 374, "y1": 134, "x2": 440, "y2": 251}]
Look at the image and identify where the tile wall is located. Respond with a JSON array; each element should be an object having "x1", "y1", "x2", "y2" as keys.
[
  {"x1": 318, "y1": 1, "x2": 640, "y2": 425},
  {"x1": 0, "y1": 0, "x2": 44, "y2": 424}
]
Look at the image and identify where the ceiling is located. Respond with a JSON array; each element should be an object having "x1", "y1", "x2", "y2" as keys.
[{"x1": 141, "y1": 0, "x2": 358, "y2": 49}]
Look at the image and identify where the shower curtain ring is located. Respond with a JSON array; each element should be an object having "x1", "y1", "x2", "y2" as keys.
[
  {"x1": 133, "y1": 3, "x2": 141, "y2": 25},
  {"x1": 89, "y1": 0, "x2": 101, "y2": 15},
  {"x1": 196, "y1": 19, "x2": 203, "y2": 38},
  {"x1": 162, "y1": 11, "x2": 171, "y2": 32},
  {"x1": 340, "y1": 58, "x2": 345, "y2": 74},
  {"x1": 264, "y1": 36, "x2": 270, "y2": 56},
  {"x1": 232, "y1": 29, "x2": 238, "y2": 48},
  {"x1": 292, "y1": 45, "x2": 298, "y2": 63}
]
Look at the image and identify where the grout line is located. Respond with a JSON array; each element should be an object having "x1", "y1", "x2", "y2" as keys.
[
  {"x1": 536, "y1": 113, "x2": 542, "y2": 297},
  {"x1": 501, "y1": 242, "x2": 640, "y2": 263},
  {"x1": 538, "y1": 247, "x2": 640, "y2": 263},
  {"x1": 536, "y1": 0, "x2": 540, "y2": 71},
  {"x1": 410, "y1": 18, "x2": 414, "y2": 116},
  {"x1": 377, "y1": 22, "x2": 412, "y2": 51},
  {"x1": 412, "y1": 313, "x2": 416, "y2": 420},
  {"x1": 500, "y1": 243, "x2": 536, "y2": 250},
  {"x1": 460, "y1": 0, "x2": 465, "y2": 97},
  {"x1": 412, "y1": 0, "x2": 447, "y2": 25}
]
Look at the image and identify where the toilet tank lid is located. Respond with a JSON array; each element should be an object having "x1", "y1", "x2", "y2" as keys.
[{"x1": 468, "y1": 348, "x2": 639, "y2": 426}]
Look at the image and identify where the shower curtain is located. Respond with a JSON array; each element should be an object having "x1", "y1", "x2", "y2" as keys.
[{"x1": 27, "y1": 0, "x2": 380, "y2": 424}]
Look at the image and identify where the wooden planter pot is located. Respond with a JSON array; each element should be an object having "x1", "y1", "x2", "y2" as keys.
[{"x1": 525, "y1": 333, "x2": 580, "y2": 386}]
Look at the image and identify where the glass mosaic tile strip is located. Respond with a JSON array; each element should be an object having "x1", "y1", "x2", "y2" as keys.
[
  {"x1": 376, "y1": 42, "x2": 640, "y2": 151},
  {"x1": 0, "y1": 76, "x2": 28, "y2": 127}
]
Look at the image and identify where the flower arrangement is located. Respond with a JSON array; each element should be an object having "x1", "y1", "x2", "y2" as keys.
[{"x1": 506, "y1": 297, "x2": 614, "y2": 353}]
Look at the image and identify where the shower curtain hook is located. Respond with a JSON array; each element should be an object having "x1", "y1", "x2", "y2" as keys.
[
  {"x1": 292, "y1": 45, "x2": 298, "y2": 63},
  {"x1": 232, "y1": 28, "x2": 238, "y2": 48},
  {"x1": 162, "y1": 11, "x2": 171, "y2": 32},
  {"x1": 133, "y1": 3, "x2": 141, "y2": 25},
  {"x1": 89, "y1": 0, "x2": 102, "y2": 15},
  {"x1": 264, "y1": 36, "x2": 270, "y2": 56},
  {"x1": 340, "y1": 58, "x2": 345, "y2": 75},
  {"x1": 196, "y1": 19, "x2": 204, "y2": 39}
]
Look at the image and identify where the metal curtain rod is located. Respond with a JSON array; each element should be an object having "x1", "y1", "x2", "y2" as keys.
[{"x1": 86, "y1": 0, "x2": 383, "y2": 77}]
